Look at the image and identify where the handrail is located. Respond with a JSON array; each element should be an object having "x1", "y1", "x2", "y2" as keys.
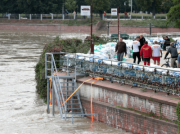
[
  {"x1": 45, "y1": 52, "x2": 67, "y2": 119},
  {"x1": 75, "y1": 54, "x2": 180, "y2": 72},
  {"x1": 51, "y1": 55, "x2": 67, "y2": 118}
]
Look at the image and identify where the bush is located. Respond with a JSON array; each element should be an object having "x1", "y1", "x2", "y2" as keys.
[
  {"x1": 84, "y1": 34, "x2": 108, "y2": 46},
  {"x1": 35, "y1": 37, "x2": 90, "y2": 102}
]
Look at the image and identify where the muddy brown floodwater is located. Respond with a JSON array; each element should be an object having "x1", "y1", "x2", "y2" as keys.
[{"x1": 0, "y1": 31, "x2": 131, "y2": 134}]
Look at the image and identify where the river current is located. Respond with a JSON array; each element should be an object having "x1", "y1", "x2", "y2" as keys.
[{"x1": 0, "y1": 31, "x2": 130, "y2": 134}]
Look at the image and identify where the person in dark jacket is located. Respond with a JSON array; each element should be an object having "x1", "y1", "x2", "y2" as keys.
[
  {"x1": 139, "y1": 35, "x2": 146, "y2": 50},
  {"x1": 164, "y1": 42, "x2": 178, "y2": 68},
  {"x1": 115, "y1": 37, "x2": 127, "y2": 61},
  {"x1": 139, "y1": 35, "x2": 146, "y2": 61},
  {"x1": 163, "y1": 36, "x2": 170, "y2": 50}
]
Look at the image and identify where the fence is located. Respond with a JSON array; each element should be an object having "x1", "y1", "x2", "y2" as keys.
[{"x1": 0, "y1": 13, "x2": 167, "y2": 21}]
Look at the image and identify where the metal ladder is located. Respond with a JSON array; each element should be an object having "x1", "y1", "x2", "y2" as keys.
[
  {"x1": 58, "y1": 78, "x2": 84, "y2": 117},
  {"x1": 45, "y1": 52, "x2": 84, "y2": 119}
]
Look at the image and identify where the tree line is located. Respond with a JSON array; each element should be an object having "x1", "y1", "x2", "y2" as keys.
[{"x1": 0, "y1": 0, "x2": 173, "y2": 14}]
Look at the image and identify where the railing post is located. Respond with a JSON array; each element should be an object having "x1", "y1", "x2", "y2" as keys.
[
  {"x1": 102, "y1": 14, "x2": 104, "y2": 20},
  {"x1": 30, "y1": 14, "x2": 31, "y2": 20},
  {"x1": 74, "y1": 14, "x2": 75, "y2": 20},
  {"x1": 19, "y1": 14, "x2": 21, "y2": 20},
  {"x1": 51, "y1": 56, "x2": 53, "y2": 76},
  {"x1": 47, "y1": 79, "x2": 50, "y2": 113},
  {"x1": 45, "y1": 54, "x2": 47, "y2": 78},
  {"x1": 41, "y1": 14, "x2": 42, "y2": 21},
  {"x1": 52, "y1": 78, "x2": 55, "y2": 116},
  {"x1": 166, "y1": 16, "x2": 167, "y2": 20},
  {"x1": 8, "y1": 14, "x2": 10, "y2": 20},
  {"x1": 154, "y1": 16, "x2": 155, "y2": 19},
  {"x1": 62, "y1": 14, "x2": 64, "y2": 20},
  {"x1": 51, "y1": 14, "x2": 53, "y2": 20},
  {"x1": 142, "y1": 16, "x2": 143, "y2": 20},
  {"x1": 97, "y1": 114, "x2": 98, "y2": 122}
]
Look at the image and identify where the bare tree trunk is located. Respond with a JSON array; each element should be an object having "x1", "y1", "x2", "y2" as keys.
[{"x1": 99, "y1": 11, "x2": 103, "y2": 20}]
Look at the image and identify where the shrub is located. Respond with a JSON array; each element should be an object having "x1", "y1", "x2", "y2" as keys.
[
  {"x1": 84, "y1": 34, "x2": 108, "y2": 46},
  {"x1": 35, "y1": 37, "x2": 90, "y2": 102}
]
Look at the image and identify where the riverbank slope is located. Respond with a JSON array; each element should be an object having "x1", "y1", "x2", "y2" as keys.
[{"x1": 0, "y1": 20, "x2": 179, "y2": 34}]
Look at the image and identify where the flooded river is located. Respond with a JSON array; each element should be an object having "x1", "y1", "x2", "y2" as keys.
[{"x1": 0, "y1": 31, "x2": 130, "y2": 134}]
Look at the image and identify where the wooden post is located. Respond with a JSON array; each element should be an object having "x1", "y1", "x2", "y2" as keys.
[
  {"x1": 91, "y1": 3, "x2": 94, "y2": 54},
  {"x1": 118, "y1": 7, "x2": 119, "y2": 41}
]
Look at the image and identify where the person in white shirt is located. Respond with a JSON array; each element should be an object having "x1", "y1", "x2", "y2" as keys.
[
  {"x1": 132, "y1": 37, "x2": 141, "y2": 64},
  {"x1": 151, "y1": 41, "x2": 162, "y2": 65}
]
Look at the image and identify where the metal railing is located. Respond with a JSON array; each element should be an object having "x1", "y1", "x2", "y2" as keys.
[
  {"x1": 62, "y1": 53, "x2": 180, "y2": 96},
  {"x1": 0, "y1": 13, "x2": 167, "y2": 21},
  {"x1": 45, "y1": 52, "x2": 99, "y2": 123},
  {"x1": 45, "y1": 53, "x2": 67, "y2": 119}
]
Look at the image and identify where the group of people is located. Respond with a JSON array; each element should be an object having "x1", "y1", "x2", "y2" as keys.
[{"x1": 115, "y1": 35, "x2": 180, "y2": 68}]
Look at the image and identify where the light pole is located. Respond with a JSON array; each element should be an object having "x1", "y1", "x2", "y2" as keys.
[
  {"x1": 107, "y1": 22, "x2": 110, "y2": 36},
  {"x1": 118, "y1": 7, "x2": 119, "y2": 40},
  {"x1": 62, "y1": 2, "x2": 64, "y2": 15},
  {"x1": 150, "y1": 23, "x2": 151, "y2": 36},
  {"x1": 90, "y1": 3, "x2": 94, "y2": 54},
  {"x1": 131, "y1": 0, "x2": 132, "y2": 13},
  {"x1": 148, "y1": 23, "x2": 153, "y2": 36},
  {"x1": 124, "y1": 2, "x2": 127, "y2": 16},
  {"x1": 124, "y1": 2, "x2": 126, "y2": 12}
]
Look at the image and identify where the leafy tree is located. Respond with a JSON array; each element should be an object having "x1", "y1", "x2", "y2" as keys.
[
  {"x1": 135, "y1": 0, "x2": 162, "y2": 16},
  {"x1": 110, "y1": 0, "x2": 130, "y2": 13},
  {"x1": 65, "y1": 0, "x2": 78, "y2": 13},
  {"x1": 161, "y1": 0, "x2": 173, "y2": 13},
  {"x1": 167, "y1": 0, "x2": 180, "y2": 27},
  {"x1": 4, "y1": 0, "x2": 63, "y2": 14},
  {"x1": 76, "y1": 0, "x2": 87, "y2": 13},
  {"x1": 133, "y1": 0, "x2": 141, "y2": 13},
  {"x1": 85, "y1": 0, "x2": 110, "y2": 19},
  {"x1": 0, "y1": 0, "x2": 19, "y2": 13}
]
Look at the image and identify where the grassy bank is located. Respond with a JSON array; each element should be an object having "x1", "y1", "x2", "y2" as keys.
[
  {"x1": 0, "y1": 18, "x2": 177, "y2": 28},
  {"x1": 0, "y1": 19, "x2": 100, "y2": 26},
  {"x1": 110, "y1": 20, "x2": 176, "y2": 28}
]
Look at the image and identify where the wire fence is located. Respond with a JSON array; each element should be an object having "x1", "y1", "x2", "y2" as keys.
[{"x1": 0, "y1": 13, "x2": 167, "y2": 20}]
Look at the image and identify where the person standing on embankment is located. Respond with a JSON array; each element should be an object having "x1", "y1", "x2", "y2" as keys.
[
  {"x1": 132, "y1": 36, "x2": 141, "y2": 64},
  {"x1": 139, "y1": 34, "x2": 146, "y2": 51},
  {"x1": 164, "y1": 42, "x2": 178, "y2": 68},
  {"x1": 115, "y1": 37, "x2": 127, "y2": 61},
  {"x1": 140, "y1": 41, "x2": 152, "y2": 66},
  {"x1": 151, "y1": 41, "x2": 162, "y2": 65}
]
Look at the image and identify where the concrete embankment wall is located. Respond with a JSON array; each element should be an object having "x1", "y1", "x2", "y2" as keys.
[
  {"x1": 0, "y1": 24, "x2": 97, "y2": 33},
  {"x1": 0, "y1": 23, "x2": 180, "y2": 34},
  {"x1": 77, "y1": 77, "x2": 178, "y2": 134}
]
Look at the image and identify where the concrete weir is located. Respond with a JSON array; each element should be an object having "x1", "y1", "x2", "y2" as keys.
[{"x1": 76, "y1": 76, "x2": 178, "y2": 134}]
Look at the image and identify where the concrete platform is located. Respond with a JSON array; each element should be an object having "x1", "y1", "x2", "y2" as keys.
[{"x1": 77, "y1": 76, "x2": 179, "y2": 107}]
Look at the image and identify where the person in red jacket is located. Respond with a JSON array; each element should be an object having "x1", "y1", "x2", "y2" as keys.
[
  {"x1": 104, "y1": 11, "x2": 106, "y2": 18},
  {"x1": 140, "y1": 41, "x2": 152, "y2": 66}
]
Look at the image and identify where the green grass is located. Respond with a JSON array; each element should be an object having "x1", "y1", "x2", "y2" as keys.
[
  {"x1": 62, "y1": 19, "x2": 100, "y2": 26},
  {"x1": 111, "y1": 19, "x2": 176, "y2": 28}
]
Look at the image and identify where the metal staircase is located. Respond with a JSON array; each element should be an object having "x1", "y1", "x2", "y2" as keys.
[{"x1": 45, "y1": 52, "x2": 85, "y2": 120}]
